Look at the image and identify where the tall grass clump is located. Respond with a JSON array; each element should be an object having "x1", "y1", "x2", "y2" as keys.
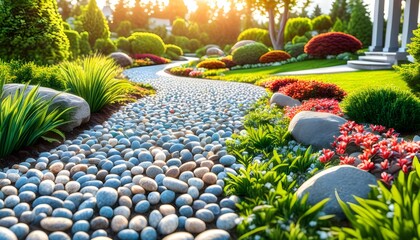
[
  {"x1": 0, "y1": 78, "x2": 69, "y2": 157},
  {"x1": 60, "y1": 54, "x2": 133, "y2": 113}
]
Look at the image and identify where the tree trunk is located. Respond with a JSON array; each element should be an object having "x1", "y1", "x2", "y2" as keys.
[
  {"x1": 277, "y1": 1, "x2": 290, "y2": 50},
  {"x1": 268, "y1": 8, "x2": 280, "y2": 49},
  {"x1": 267, "y1": 1, "x2": 290, "y2": 50}
]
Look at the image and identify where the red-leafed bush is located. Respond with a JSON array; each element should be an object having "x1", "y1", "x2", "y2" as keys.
[
  {"x1": 279, "y1": 80, "x2": 346, "y2": 101},
  {"x1": 196, "y1": 59, "x2": 226, "y2": 69},
  {"x1": 319, "y1": 121, "x2": 420, "y2": 184},
  {"x1": 131, "y1": 54, "x2": 170, "y2": 64},
  {"x1": 304, "y1": 32, "x2": 362, "y2": 58},
  {"x1": 169, "y1": 67, "x2": 194, "y2": 76},
  {"x1": 268, "y1": 78, "x2": 299, "y2": 92},
  {"x1": 219, "y1": 56, "x2": 237, "y2": 68},
  {"x1": 284, "y1": 98, "x2": 343, "y2": 119},
  {"x1": 259, "y1": 50, "x2": 291, "y2": 63}
]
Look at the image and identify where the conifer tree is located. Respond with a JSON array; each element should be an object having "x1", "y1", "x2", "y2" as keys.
[
  {"x1": 0, "y1": 0, "x2": 70, "y2": 64},
  {"x1": 112, "y1": 0, "x2": 127, "y2": 31},
  {"x1": 347, "y1": 0, "x2": 372, "y2": 47},
  {"x1": 81, "y1": 0, "x2": 110, "y2": 46},
  {"x1": 312, "y1": 4, "x2": 322, "y2": 18}
]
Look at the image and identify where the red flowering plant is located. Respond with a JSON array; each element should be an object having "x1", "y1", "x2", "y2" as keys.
[
  {"x1": 319, "y1": 121, "x2": 420, "y2": 185},
  {"x1": 284, "y1": 98, "x2": 344, "y2": 119},
  {"x1": 169, "y1": 67, "x2": 194, "y2": 77},
  {"x1": 131, "y1": 54, "x2": 171, "y2": 65},
  {"x1": 279, "y1": 80, "x2": 346, "y2": 101}
]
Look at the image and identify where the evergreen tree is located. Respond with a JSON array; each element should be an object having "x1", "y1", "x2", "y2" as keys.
[
  {"x1": 332, "y1": 18, "x2": 345, "y2": 32},
  {"x1": 112, "y1": 0, "x2": 128, "y2": 31},
  {"x1": 347, "y1": 0, "x2": 372, "y2": 47},
  {"x1": 81, "y1": 0, "x2": 110, "y2": 46},
  {"x1": 130, "y1": 0, "x2": 148, "y2": 29},
  {"x1": 312, "y1": 4, "x2": 322, "y2": 18},
  {"x1": 330, "y1": 0, "x2": 350, "y2": 23},
  {"x1": 0, "y1": 0, "x2": 70, "y2": 64},
  {"x1": 172, "y1": 18, "x2": 189, "y2": 37}
]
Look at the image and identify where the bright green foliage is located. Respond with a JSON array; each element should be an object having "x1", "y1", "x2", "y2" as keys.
[
  {"x1": 62, "y1": 21, "x2": 71, "y2": 30},
  {"x1": 165, "y1": 44, "x2": 183, "y2": 60},
  {"x1": 347, "y1": 0, "x2": 372, "y2": 47},
  {"x1": 80, "y1": 0, "x2": 110, "y2": 46},
  {"x1": 334, "y1": 157, "x2": 420, "y2": 240},
  {"x1": 94, "y1": 38, "x2": 117, "y2": 55},
  {"x1": 116, "y1": 37, "x2": 131, "y2": 53},
  {"x1": 332, "y1": 18, "x2": 345, "y2": 32},
  {"x1": 341, "y1": 87, "x2": 420, "y2": 132},
  {"x1": 312, "y1": 15, "x2": 333, "y2": 33},
  {"x1": 396, "y1": 63, "x2": 420, "y2": 94},
  {"x1": 166, "y1": 35, "x2": 190, "y2": 52},
  {"x1": 237, "y1": 28, "x2": 272, "y2": 47},
  {"x1": 0, "y1": 0, "x2": 70, "y2": 64},
  {"x1": 232, "y1": 43, "x2": 269, "y2": 65},
  {"x1": 59, "y1": 54, "x2": 134, "y2": 112},
  {"x1": 188, "y1": 39, "x2": 201, "y2": 52},
  {"x1": 0, "y1": 76, "x2": 69, "y2": 157},
  {"x1": 285, "y1": 18, "x2": 312, "y2": 43},
  {"x1": 285, "y1": 42, "x2": 306, "y2": 57},
  {"x1": 1, "y1": 60, "x2": 66, "y2": 90},
  {"x1": 116, "y1": 20, "x2": 132, "y2": 37},
  {"x1": 171, "y1": 18, "x2": 189, "y2": 37},
  {"x1": 79, "y1": 31, "x2": 92, "y2": 56},
  {"x1": 408, "y1": 26, "x2": 420, "y2": 61},
  {"x1": 292, "y1": 35, "x2": 308, "y2": 44},
  {"x1": 64, "y1": 30, "x2": 81, "y2": 60},
  {"x1": 128, "y1": 32, "x2": 166, "y2": 56},
  {"x1": 330, "y1": 0, "x2": 350, "y2": 23}
]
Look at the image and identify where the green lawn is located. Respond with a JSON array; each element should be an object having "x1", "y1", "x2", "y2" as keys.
[{"x1": 209, "y1": 59, "x2": 410, "y2": 94}]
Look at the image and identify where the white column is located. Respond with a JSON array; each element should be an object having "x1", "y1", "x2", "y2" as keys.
[
  {"x1": 399, "y1": 0, "x2": 419, "y2": 52},
  {"x1": 370, "y1": 0, "x2": 385, "y2": 51},
  {"x1": 383, "y1": 0, "x2": 402, "y2": 52}
]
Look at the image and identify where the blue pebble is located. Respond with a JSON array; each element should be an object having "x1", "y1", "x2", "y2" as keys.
[
  {"x1": 132, "y1": 194, "x2": 146, "y2": 205},
  {"x1": 78, "y1": 197, "x2": 96, "y2": 210},
  {"x1": 160, "y1": 190, "x2": 175, "y2": 204},
  {"x1": 72, "y1": 220, "x2": 90, "y2": 233},
  {"x1": 196, "y1": 209, "x2": 215, "y2": 222},
  {"x1": 179, "y1": 205, "x2": 193, "y2": 217},
  {"x1": 101, "y1": 161, "x2": 114, "y2": 171},
  {"x1": 33, "y1": 196, "x2": 63, "y2": 209},
  {"x1": 63, "y1": 200, "x2": 76, "y2": 212},
  {"x1": 154, "y1": 174, "x2": 165, "y2": 185},
  {"x1": 72, "y1": 231, "x2": 90, "y2": 240},
  {"x1": 192, "y1": 200, "x2": 206, "y2": 210},
  {"x1": 87, "y1": 166, "x2": 98, "y2": 175},
  {"x1": 52, "y1": 190, "x2": 69, "y2": 201},
  {"x1": 99, "y1": 206, "x2": 114, "y2": 218},
  {"x1": 211, "y1": 164, "x2": 225, "y2": 174},
  {"x1": 134, "y1": 200, "x2": 150, "y2": 213},
  {"x1": 15, "y1": 177, "x2": 28, "y2": 189},
  {"x1": 118, "y1": 229, "x2": 139, "y2": 240},
  {"x1": 110, "y1": 164, "x2": 127, "y2": 175},
  {"x1": 73, "y1": 209, "x2": 94, "y2": 221},
  {"x1": 91, "y1": 230, "x2": 108, "y2": 238},
  {"x1": 120, "y1": 176, "x2": 132, "y2": 186},
  {"x1": 220, "y1": 198, "x2": 236, "y2": 209},
  {"x1": 19, "y1": 183, "x2": 38, "y2": 193},
  {"x1": 72, "y1": 172, "x2": 86, "y2": 181},
  {"x1": 52, "y1": 208, "x2": 73, "y2": 219},
  {"x1": 205, "y1": 185, "x2": 223, "y2": 196},
  {"x1": 220, "y1": 207, "x2": 235, "y2": 215},
  {"x1": 13, "y1": 203, "x2": 30, "y2": 217},
  {"x1": 49, "y1": 231, "x2": 71, "y2": 240},
  {"x1": 205, "y1": 203, "x2": 221, "y2": 216},
  {"x1": 104, "y1": 178, "x2": 121, "y2": 189},
  {"x1": 140, "y1": 227, "x2": 157, "y2": 240},
  {"x1": 178, "y1": 216, "x2": 187, "y2": 229},
  {"x1": 10, "y1": 223, "x2": 29, "y2": 240},
  {"x1": 4, "y1": 195, "x2": 20, "y2": 208}
]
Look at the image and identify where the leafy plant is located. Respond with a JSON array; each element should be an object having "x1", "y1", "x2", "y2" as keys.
[
  {"x1": 116, "y1": 37, "x2": 131, "y2": 53},
  {"x1": 259, "y1": 50, "x2": 292, "y2": 63},
  {"x1": 169, "y1": 67, "x2": 194, "y2": 77},
  {"x1": 59, "y1": 54, "x2": 133, "y2": 113},
  {"x1": 285, "y1": 42, "x2": 306, "y2": 57},
  {"x1": 94, "y1": 38, "x2": 117, "y2": 55},
  {"x1": 285, "y1": 98, "x2": 344, "y2": 119},
  {"x1": 219, "y1": 56, "x2": 237, "y2": 68},
  {"x1": 128, "y1": 32, "x2": 166, "y2": 56},
  {"x1": 312, "y1": 15, "x2": 333, "y2": 33},
  {"x1": 305, "y1": 32, "x2": 362, "y2": 58},
  {"x1": 131, "y1": 54, "x2": 170, "y2": 65},
  {"x1": 80, "y1": 0, "x2": 110, "y2": 46},
  {"x1": 0, "y1": 79, "x2": 69, "y2": 157},
  {"x1": 279, "y1": 80, "x2": 347, "y2": 101},
  {"x1": 232, "y1": 43, "x2": 269, "y2": 65},
  {"x1": 341, "y1": 87, "x2": 420, "y2": 132},
  {"x1": 285, "y1": 17, "x2": 312, "y2": 43},
  {"x1": 237, "y1": 28, "x2": 272, "y2": 47},
  {"x1": 165, "y1": 44, "x2": 183, "y2": 60},
  {"x1": 196, "y1": 59, "x2": 226, "y2": 69},
  {"x1": 333, "y1": 157, "x2": 420, "y2": 239}
]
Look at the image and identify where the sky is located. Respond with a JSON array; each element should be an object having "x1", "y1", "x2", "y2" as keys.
[{"x1": 96, "y1": 0, "x2": 375, "y2": 19}]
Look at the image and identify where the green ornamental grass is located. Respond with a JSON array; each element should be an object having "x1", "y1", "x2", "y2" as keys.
[
  {"x1": 0, "y1": 79, "x2": 69, "y2": 158},
  {"x1": 60, "y1": 54, "x2": 133, "y2": 113}
]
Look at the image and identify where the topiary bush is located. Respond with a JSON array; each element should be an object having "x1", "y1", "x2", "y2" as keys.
[
  {"x1": 94, "y1": 38, "x2": 117, "y2": 55},
  {"x1": 304, "y1": 32, "x2": 362, "y2": 58},
  {"x1": 284, "y1": 17, "x2": 312, "y2": 43},
  {"x1": 341, "y1": 87, "x2": 420, "y2": 132},
  {"x1": 312, "y1": 15, "x2": 333, "y2": 33},
  {"x1": 292, "y1": 35, "x2": 309, "y2": 44},
  {"x1": 128, "y1": 32, "x2": 166, "y2": 56},
  {"x1": 165, "y1": 44, "x2": 183, "y2": 60},
  {"x1": 116, "y1": 37, "x2": 131, "y2": 53},
  {"x1": 279, "y1": 80, "x2": 346, "y2": 101},
  {"x1": 64, "y1": 30, "x2": 81, "y2": 60},
  {"x1": 79, "y1": 31, "x2": 92, "y2": 56},
  {"x1": 259, "y1": 50, "x2": 291, "y2": 63},
  {"x1": 196, "y1": 59, "x2": 226, "y2": 69},
  {"x1": 116, "y1": 20, "x2": 132, "y2": 38},
  {"x1": 189, "y1": 38, "x2": 201, "y2": 52},
  {"x1": 232, "y1": 43, "x2": 269, "y2": 65},
  {"x1": 237, "y1": 28, "x2": 272, "y2": 47},
  {"x1": 285, "y1": 42, "x2": 306, "y2": 57}
]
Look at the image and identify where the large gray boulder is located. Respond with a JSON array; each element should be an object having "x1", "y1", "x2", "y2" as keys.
[
  {"x1": 288, "y1": 111, "x2": 346, "y2": 149},
  {"x1": 231, "y1": 40, "x2": 256, "y2": 53},
  {"x1": 270, "y1": 93, "x2": 301, "y2": 108},
  {"x1": 206, "y1": 47, "x2": 224, "y2": 57},
  {"x1": 2, "y1": 84, "x2": 90, "y2": 132},
  {"x1": 109, "y1": 52, "x2": 133, "y2": 68},
  {"x1": 296, "y1": 165, "x2": 377, "y2": 220}
]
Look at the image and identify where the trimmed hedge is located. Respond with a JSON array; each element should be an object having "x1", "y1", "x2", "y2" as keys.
[
  {"x1": 196, "y1": 59, "x2": 226, "y2": 69},
  {"x1": 128, "y1": 32, "x2": 166, "y2": 56},
  {"x1": 259, "y1": 50, "x2": 291, "y2": 63},
  {"x1": 64, "y1": 30, "x2": 81, "y2": 60},
  {"x1": 237, "y1": 28, "x2": 272, "y2": 47},
  {"x1": 232, "y1": 43, "x2": 269, "y2": 65},
  {"x1": 304, "y1": 32, "x2": 362, "y2": 58}
]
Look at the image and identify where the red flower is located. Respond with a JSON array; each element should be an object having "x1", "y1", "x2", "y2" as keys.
[
  {"x1": 358, "y1": 160, "x2": 375, "y2": 171},
  {"x1": 339, "y1": 156, "x2": 356, "y2": 165},
  {"x1": 381, "y1": 172, "x2": 393, "y2": 184},
  {"x1": 380, "y1": 159, "x2": 389, "y2": 170},
  {"x1": 319, "y1": 149, "x2": 335, "y2": 163}
]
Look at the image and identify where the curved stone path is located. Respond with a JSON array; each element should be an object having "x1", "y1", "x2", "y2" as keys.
[{"x1": 0, "y1": 63, "x2": 266, "y2": 240}]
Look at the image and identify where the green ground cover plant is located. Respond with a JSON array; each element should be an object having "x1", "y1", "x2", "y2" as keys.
[{"x1": 59, "y1": 54, "x2": 134, "y2": 113}]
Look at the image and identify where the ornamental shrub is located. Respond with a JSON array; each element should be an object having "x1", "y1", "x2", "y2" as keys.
[
  {"x1": 128, "y1": 32, "x2": 166, "y2": 56},
  {"x1": 284, "y1": 98, "x2": 343, "y2": 119},
  {"x1": 165, "y1": 44, "x2": 183, "y2": 59},
  {"x1": 285, "y1": 42, "x2": 306, "y2": 57},
  {"x1": 284, "y1": 17, "x2": 312, "y2": 43},
  {"x1": 311, "y1": 15, "x2": 333, "y2": 33},
  {"x1": 196, "y1": 59, "x2": 226, "y2": 69},
  {"x1": 80, "y1": 0, "x2": 110, "y2": 46},
  {"x1": 332, "y1": 18, "x2": 345, "y2": 32},
  {"x1": 267, "y1": 78, "x2": 299, "y2": 92},
  {"x1": 79, "y1": 32, "x2": 92, "y2": 56},
  {"x1": 292, "y1": 35, "x2": 308, "y2": 44},
  {"x1": 232, "y1": 43, "x2": 269, "y2": 65},
  {"x1": 116, "y1": 20, "x2": 132, "y2": 37},
  {"x1": 304, "y1": 32, "x2": 362, "y2": 58},
  {"x1": 279, "y1": 80, "x2": 346, "y2": 101},
  {"x1": 169, "y1": 67, "x2": 194, "y2": 77},
  {"x1": 116, "y1": 37, "x2": 131, "y2": 53},
  {"x1": 131, "y1": 54, "x2": 170, "y2": 65},
  {"x1": 171, "y1": 18, "x2": 189, "y2": 37},
  {"x1": 94, "y1": 38, "x2": 117, "y2": 55},
  {"x1": 219, "y1": 56, "x2": 237, "y2": 68},
  {"x1": 64, "y1": 30, "x2": 81, "y2": 60},
  {"x1": 0, "y1": 0, "x2": 70, "y2": 64},
  {"x1": 259, "y1": 50, "x2": 291, "y2": 63},
  {"x1": 341, "y1": 87, "x2": 420, "y2": 132},
  {"x1": 237, "y1": 28, "x2": 272, "y2": 47},
  {"x1": 189, "y1": 39, "x2": 201, "y2": 52}
]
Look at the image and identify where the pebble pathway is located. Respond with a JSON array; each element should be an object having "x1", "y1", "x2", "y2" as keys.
[{"x1": 0, "y1": 63, "x2": 266, "y2": 240}]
